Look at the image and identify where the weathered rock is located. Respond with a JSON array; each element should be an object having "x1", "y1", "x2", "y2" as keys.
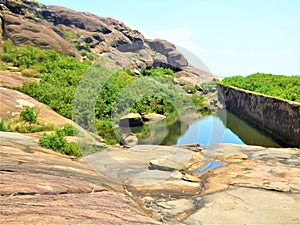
[
  {"x1": 142, "y1": 113, "x2": 166, "y2": 122},
  {"x1": 182, "y1": 173, "x2": 201, "y2": 183},
  {"x1": 183, "y1": 187, "x2": 300, "y2": 225},
  {"x1": 1, "y1": 0, "x2": 219, "y2": 86},
  {"x1": 147, "y1": 39, "x2": 188, "y2": 70},
  {"x1": 119, "y1": 113, "x2": 144, "y2": 127},
  {"x1": 120, "y1": 133, "x2": 138, "y2": 147},
  {"x1": 0, "y1": 132, "x2": 162, "y2": 225},
  {"x1": 2, "y1": 11, "x2": 80, "y2": 58},
  {"x1": 0, "y1": 71, "x2": 40, "y2": 87},
  {"x1": 0, "y1": 87, "x2": 71, "y2": 126}
]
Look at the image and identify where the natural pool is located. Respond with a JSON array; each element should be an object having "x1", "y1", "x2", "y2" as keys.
[
  {"x1": 133, "y1": 109, "x2": 282, "y2": 147},
  {"x1": 176, "y1": 110, "x2": 282, "y2": 147}
]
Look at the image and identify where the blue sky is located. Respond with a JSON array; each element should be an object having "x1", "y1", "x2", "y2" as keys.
[{"x1": 39, "y1": 0, "x2": 299, "y2": 77}]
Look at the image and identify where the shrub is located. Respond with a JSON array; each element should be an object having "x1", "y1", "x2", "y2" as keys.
[
  {"x1": 39, "y1": 129, "x2": 82, "y2": 157},
  {"x1": 21, "y1": 69, "x2": 38, "y2": 77},
  {"x1": 183, "y1": 87, "x2": 197, "y2": 94},
  {"x1": 39, "y1": 129, "x2": 66, "y2": 151},
  {"x1": 20, "y1": 106, "x2": 38, "y2": 123},
  {"x1": 63, "y1": 142, "x2": 82, "y2": 157},
  {"x1": 0, "y1": 119, "x2": 9, "y2": 132},
  {"x1": 221, "y1": 73, "x2": 300, "y2": 102},
  {"x1": 60, "y1": 124, "x2": 78, "y2": 136}
]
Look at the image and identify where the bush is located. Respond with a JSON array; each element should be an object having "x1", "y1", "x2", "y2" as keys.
[
  {"x1": 39, "y1": 129, "x2": 82, "y2": 157},
  {"x1": 63, "y1": 142, "x2": 82, "y2": 157},
  {"x1": 60, "y1": 124, "x2": 78, "y2": 136},
  {"x1": 0, "y1": 119, "x2": 9, "y2": 132},
  {"x1": 20, "y1": 106, "x2": 38, "y2": 123},
  {"x1": 21, "y1": 69, "x2": 38, "y2": 77},
  {"x1": 183, "y1": 87, "x2": 197, "y2": 94},
  {"x1": 221, "y1": 73, "x2": 300, "y2": 102}
]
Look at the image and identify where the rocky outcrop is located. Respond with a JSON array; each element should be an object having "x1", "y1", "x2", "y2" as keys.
[
  {"x1": 0, "y1": 131, "x2": 162, "y2": 225},
  {"x1": 0, "y1": 0, "x2": 219, "y2": 85},
  {"x1": 147, "y1": 39, "x2": 188, "y2": 70},
  {"x1": 2, "y1": 11, "x2": 80, "y2": 58},
  {"x1": 0, "y1": 87, "x2": 71, "y2": 126}
]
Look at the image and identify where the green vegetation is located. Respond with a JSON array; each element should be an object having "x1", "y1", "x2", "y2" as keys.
[
  {"x1": 20, "y1": 106, "x2": 38, "y2": 123},
  {"x1": 183, "y1": 87, "x2": 197, "y2": 94},
  {"x1": 221, "y1": 73, "x2": 300, "y2": 102},
  {"x1": 0, "y1": 107, "x2": 54, "y2": 133},
  {"x1": 1, "y1": 41, "x2": 211, "y2": 145},
  {"x1": 39, "y1": 127, "x2": 82, "y2": 157}
]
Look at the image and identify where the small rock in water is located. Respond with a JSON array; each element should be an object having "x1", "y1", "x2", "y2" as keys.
[{"x1": 120, "y1": 133, "x2": 138, "y2": 147}]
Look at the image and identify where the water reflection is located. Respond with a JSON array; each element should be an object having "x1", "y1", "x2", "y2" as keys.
[
  {"x1": 176, "y1": 110, "x2": 282, "y2": 147},
  {"x1": 128, "y1": 110, "x2": 282, "y2": 147},
  {"x1": 176, "y1": 113, "x2": 244, "y2": 146}
]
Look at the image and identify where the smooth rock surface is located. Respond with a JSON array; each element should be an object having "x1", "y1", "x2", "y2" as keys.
[{"x1": 0, "y1": 131, "x2": 162, "y2": 225}]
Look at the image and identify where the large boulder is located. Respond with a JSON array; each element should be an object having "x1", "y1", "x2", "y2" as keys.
[
  {"x1": 2, "y1": 11, "x2": 80, "y2": 58},
  {"x1": 119, "y1": 113, "x2": 144, "y2": 127},
  {"x1": 146, "y1": 39, "x2": 188, "y2": 70}
]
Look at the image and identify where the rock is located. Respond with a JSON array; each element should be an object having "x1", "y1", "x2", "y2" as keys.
[
  {"x1": 147, "y1": 39, "x2": 188, "y2": 70},
  {"x1": 0, "y1": 87, "x2": 71, "y2": 126},
  {"x1": 0, "y1": 131, "x2": 162, "y2": 225},
  {"x1": 133, "y1": 68, "x2": 141, "y2": 76},
  {"x1": 120, "y1": 133, "x2": 138, "y2": 147},
  {"x1": 119, "y1": 113, "x2": 143, "y2": 127},
  {"x1": 1, "y1": 0, "x2": 218, "y2": 87},
  {"x1": 7, "y1": 66, "x2": 20, "y2": 71},
  {"x1": 215, "y1": 153, "x2": 248, "y2": 162},
  {"x1": 182, "y1": 173, "x2": 201, "y2": 183},
  {"x1": 149, "y1": 157, "x2": 185, "y2": 171},
  {"x1": 183, "y1": 187, "x2": 300, "y2": 225},
  {"x1": 167, "y1": 50, "x2": 188, "y2": 68},
  {"x1": 142, "y1": 113, "x2": 166, "y2": 122},
  {"x1": 2, "y1": 11, "x2": 80, "y2": 58},
  {"x1": 158, "y1": 199, "x2": 196, "y2": 216}
]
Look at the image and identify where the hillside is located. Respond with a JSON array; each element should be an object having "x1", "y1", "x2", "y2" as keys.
[{"x1": 0, "y1": 0, "x2": 219, "y2": 83}]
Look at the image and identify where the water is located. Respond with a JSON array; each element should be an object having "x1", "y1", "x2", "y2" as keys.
[
  {"x1": 130, "y1": 109, "x2": 282, "y2": 147},
  {"x1": 176, "y1": 110, "x2": 282, "y2": 147}
]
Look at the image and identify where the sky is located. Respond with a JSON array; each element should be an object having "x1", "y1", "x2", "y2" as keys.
[{"x1": 38, "y1": 0, "x2": 300, "y2": 77}]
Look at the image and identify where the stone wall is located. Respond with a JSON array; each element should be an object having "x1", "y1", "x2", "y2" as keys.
[{"x1": 217, "y1": 84, "x2": 300, "y2": 147}]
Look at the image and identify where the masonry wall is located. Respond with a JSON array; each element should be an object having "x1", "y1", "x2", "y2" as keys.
[{"x1": 217, "y1": 84, "x2": 300, "y2": 147}]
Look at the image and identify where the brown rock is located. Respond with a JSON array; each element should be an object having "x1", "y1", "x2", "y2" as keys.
[
  {"x1": 147, "y1": 39, "x2": 188, "y2": 70},
  {"x1": 119, "y1": 113, "x2": 144, "y2": 127},
  {"x1": 0, "y1": 87, "x2": 71, "y2": 126},
  {"x1": 0, "y1": 71, "x2": 39, "y2": 87},
  {"x1": 0, "y1": 131, "x2": 161, "y2": 225},
  {"x1": 120, "y1": 133, "x2": 138, "y2": 147},
  {"x1": 2, "y1": 12, "x2": 80, "y2": 58},
  {"x1": 142, "y1": 113, "x2": 166, "y2": 122}
]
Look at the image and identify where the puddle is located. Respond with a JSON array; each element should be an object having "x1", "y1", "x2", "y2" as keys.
[{"x1": 194, "y1": 161, "x2": 225, "y2": 175}]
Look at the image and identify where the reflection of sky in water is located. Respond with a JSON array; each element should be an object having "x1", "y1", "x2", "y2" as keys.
[{"x1": 176, "y1": 116, "x2": 245, "y2": 145}]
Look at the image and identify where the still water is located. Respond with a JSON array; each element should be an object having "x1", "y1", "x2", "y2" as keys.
[
  {"x1": 133, "y1": 110, "x2": 282, "y2": 147},
  {"x1": 175, "y1": 110, "x2": 282, "y2": 147}
]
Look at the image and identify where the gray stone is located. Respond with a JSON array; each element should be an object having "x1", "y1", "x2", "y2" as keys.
[{"x1": 120, "y1": 133, "x2": 138, "y2": 147}]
